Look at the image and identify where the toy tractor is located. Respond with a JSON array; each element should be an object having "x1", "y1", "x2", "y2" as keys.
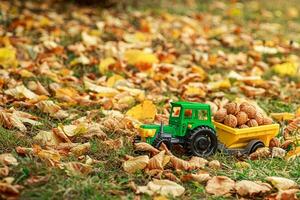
[
  {"x1": 136, "y1": 101, "x2": 280, "y2": 157},
  {"x1": 136, "y1": 101, "x2": 218, "y2": 157}
]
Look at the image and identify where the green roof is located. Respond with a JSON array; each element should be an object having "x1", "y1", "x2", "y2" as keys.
[{"x1": 171, "y1": 101, "x2": 210, "y2": 109}]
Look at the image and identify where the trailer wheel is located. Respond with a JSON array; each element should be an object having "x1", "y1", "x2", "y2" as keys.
[
  {"x1": 186, "y1": 126, "x2": 218, "y2": 157},
  {"x1": 246, "y1": 140, "x2": 265, "y2": 154},
  {"x1": 152, "y1": 137, "x2": 172, "y2": 150}
]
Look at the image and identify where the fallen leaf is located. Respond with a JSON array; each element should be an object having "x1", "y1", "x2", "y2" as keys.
[
  {"x1": 123, "y1": 155, "x2": 149, "y2": 173},
  {"x1": 124, "y1": 49, "x2": 158, "y2": 71},
  {"x1": 170, "y1": 156, "x2": 190, "y2": 171},
  {"x1": 208, "y1": 160, "x2": 221, "y2": 170},
  {"x1": 0, "y1": 47, "x2": 18, "y2": 68},
  {"x1": 286, "y1": 146, "x2": 300, "y2": 160},
  {"x1": 271, "y1": 147, "x2": 286, "y2": 158},
  {"x1": 70, "y1": 142, "x2": 90, "y2": 156},
  {"x1": 126, "y1": 100, "x2": 157, "y2": 122},
  {"x1": 84, "y1": 79, "x2": 118, "y2": 97},
  {"x1": 5, "y1": 85, "x2": 39, "y2": 100},
  {"x1": 134, "y1": 142, "x2": 160, "y2": 155},
  {"x1": 275, "y1": 189, "x2": 299, "y2": 200},
  {"x1": 250, "y1": 147, "x2": 270, "y2": 160},
  {"x1": 0, "y1": 153, "x2": 18, "y2": 166},
  {"x1": 33, "y1": 130, "x2": 62, "y2": 146},
  {"x1": 181, "y1": 172, "x2": 211, "y2": 183},
  {"x1": 235, "y1": 180, "x2": 272, "y2": 197},
  {"x1": 266, "y1": 176, "x2": 298, "y2": 190},
  {"x1": 99, "y1": 57, "x2": 116, "y2": 74},
  {"x1": 136, "y1": 179, "x2": 185, "y2": 197},
  {"x1": 205, "y1": 176, "x2": 235, "y2": 196},
  {"x1": 147, "y1": 150, "x2": 165, "y2": 170},
  {"x1": 273, "y1": 62, "x2": 299, "y2": 77},
  {"x1": 188, "y1": 156, "x2": 208, "y2": 169},
  {"x1": 59, "y1": 162, "x2": 92, "y2": 176},
  {"x1": 0, "y1": 179, "x2": 23, "y2": 199}
]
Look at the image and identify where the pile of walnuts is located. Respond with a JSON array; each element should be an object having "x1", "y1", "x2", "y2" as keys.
[{"x1": 213, "y1": 102, "x2": 273, "y2": 128}]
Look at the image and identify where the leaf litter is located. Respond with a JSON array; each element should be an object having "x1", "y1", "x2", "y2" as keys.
[{"x1": 0, "y1": 0, "x2": 299, "y2": 199}]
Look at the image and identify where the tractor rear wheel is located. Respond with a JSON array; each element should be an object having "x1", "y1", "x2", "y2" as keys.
[
  {"x1": 186, "y1": 126, "x2": 218, "y2": 157},
  {"x1": 152, "y1": 137, "x2": 172, "y2": 150}
]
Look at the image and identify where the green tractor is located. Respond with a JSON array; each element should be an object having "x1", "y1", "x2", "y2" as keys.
[{"x1": 136, "y1": 101, "x2": 218, "y2": 157}]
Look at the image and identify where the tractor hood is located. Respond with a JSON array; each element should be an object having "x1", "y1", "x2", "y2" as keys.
[{"x1": 139, "y1": 124, "x2": 176, "y2": 138}]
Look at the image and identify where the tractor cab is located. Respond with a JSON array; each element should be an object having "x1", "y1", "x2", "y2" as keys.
[
  {"x1": 137, "y1": 101, "x2": 218, "y2": 157},
  {"x1": 169, "y1": 102, "x2": 213, "y2": 135}
]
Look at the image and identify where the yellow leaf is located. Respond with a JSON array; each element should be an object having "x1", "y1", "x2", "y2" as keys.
[
  {"x1": 208, "y1": 79, "x2": 231, "y2": 91},
  {"x1": 191, "y1": 66, "x2": 207, "y2": 81},
  {"x1": 266, "y1": 176, "x2": 298, "y2": 190},
  {"x1": 98, "y1": 57, "x2": 116, "y2": 74},
  {"x1": 124, "y1": 49, "x2": 158, "y2": 71},
  {"x1": 273, "y1": 62, "x2": 299, "y2": 77},
  {"x1": 184, "y1": 86, "x2": 206, "y2": 97},
  {"x1": 126, "y1": 100, "x2": 157, "y2": 122},
  {"x1": 286, "y1": 146, "x2": 300, "y2": 160},
  {"x1": 0, "y1": 47, "x2": 18, "y2": 68},
  {"x1": 296, "y1": 107, "x2": 300, "y2": 117},
  {"x1": 106, "y1": 74, "x2": 124, "y2": 87}
]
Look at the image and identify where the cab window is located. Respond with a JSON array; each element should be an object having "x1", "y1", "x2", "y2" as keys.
[
  {"x1": 184, "y1": 109, "x2": 193, "y2": 119},
  {"x1": 171, "y1": 107, "x2": 181, "y2": 117},
  {"x1": 198, "y1": 110, "x2": 208, "y2": 120}
]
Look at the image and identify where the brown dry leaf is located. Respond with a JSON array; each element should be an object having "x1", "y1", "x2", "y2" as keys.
[
  {"x1": 208, "y1": 160, "x2": 221, "y2": 170},
  {"x1": 163, "y1": 171, "x2": 181, "y2": 183},
  {"x1": 123, "y1": 155, "x2": 149, "y2": 173},
  {"x1": 0, "y1": 166, "x2": 9, "y2": 177},
  {"x1": 5, "y1": 85, "x2": 39, "y2": 100},
  {"x1": 70, "y1": 142, "x2": 90, "y2": 157},
  {"x1": 33, "y1": 145, "x2": 61, "y2": 166},
  {"x1": 147, "y1": 150, "x2": 165, "y2": 170},
  {"x1": 250, "y1": 147, "x2": 270, "y2": 160},
  {"x1": 188, "y1": 156, "x2": 208, "y2": 169},
  {"x1": 136, "y1": 179, "x2": 185, "y2": 197},
  {"x1": 60, "y1": 162, "x2": 92, "y2": 176},
  {"x1": 235, "y1": 180, "x2": 272, "y2": 197},
  {"x1": 0, "y1": 178, "x2": 23, "y2": 200},
  {"x1": 266, "y1": 176, "x2": 298, "y2": 190},
  {"x1": 33, "y1": 130, "x2": 63, "y2": 146},
  {"x1": 36, "y1": 100, "x2": 68, "y2": 119},
  {"x1": 134, "y1": 142, "x2": 160, "y2": 155},
  {"x1": 126, "y1": 100, "x2": 157, "y2": 122},
  {"x1": 205, "y1": 176, "x2": 235, "y2": 196},
  {"x1": 0, "y1": 153, "x2": 18, "y2": 166},
  {"x1": 170, "y1": 156, "x2": 190, "y2": 171},
  {"x1": 84, "y1": 79, "x2": 118, "y2": 97},
  {"x1": 181, "y1": 172, "x2": 211, "y2": 183},
  {"x1": 271, "y1": 147, "x2": 286, "y2": 158},
  {"x1": 275, "y1": 189, "x2": 299, "y2": 200}
]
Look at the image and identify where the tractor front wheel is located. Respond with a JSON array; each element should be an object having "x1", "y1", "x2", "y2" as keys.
[
  {"x1": 152, "y1": 137, "x2": 172, "y2": 150},
  {"x1": 186, "y1": 126, "x2": 218, "y2": 157}
]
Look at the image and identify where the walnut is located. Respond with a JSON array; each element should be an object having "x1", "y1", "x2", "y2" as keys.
[
  {"x1": 239, "y1": 124, "x2": 249, "y2": 129},
  {"x1": 263, "y1": 117, "x2": 273, "y2": 125},
  {"x1": 269, "y1": 137, "x2": 280, "y2": 148},
  {"x1": 224, "y1": 102, "x2": 239, "y2": 115},
  {"x1": 255, "y1": 112, "x2": 264, "y2": 125},
  {"x1": 213, "y1": 108, "x2": 227, "y2": 123},
  {"x1": 247, "y1": 119, "x2": 258, "y2": 127},
  {"x1": 236, "y1": 111, "x2": 248, "y2": 126},
  {"x1": 224, "y1": 114, "x2": 238, "y2": 128},
  {"x1": 241, "y1": 105, "x2": 256, "y2": 119},
  {"x1": 239, "y1": 102, "x2": 251, "y2": 111}
]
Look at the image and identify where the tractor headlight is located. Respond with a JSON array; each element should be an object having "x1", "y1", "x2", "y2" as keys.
[{"x1": 138, "y1": 128, "x2": 156, "y2": 138}]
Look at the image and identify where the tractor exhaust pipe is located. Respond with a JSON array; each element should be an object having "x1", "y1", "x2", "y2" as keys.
[{"x1": 158, "y1": 121, "x2": 163, "y2": 137}]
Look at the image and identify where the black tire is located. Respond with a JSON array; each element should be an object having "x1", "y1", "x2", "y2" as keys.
[
  {"x1": 246, "y1": 140, "x2": 265, "y2": 154},
  {"x1": 152, "y1": 137, "x2": 172, "y2": 150},
  {"x1": 186, "y1": 126, "x2": 218, "y2": 157}
]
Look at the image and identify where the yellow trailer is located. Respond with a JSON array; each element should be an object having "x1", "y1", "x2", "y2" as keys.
[{"x1": 213, "y1": 121, "x2": 280, "y2": 154}]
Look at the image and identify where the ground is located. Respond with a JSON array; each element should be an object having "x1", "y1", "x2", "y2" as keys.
[{"x1": 0, "y1": 0, "x2": 300, "y2": 199}]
